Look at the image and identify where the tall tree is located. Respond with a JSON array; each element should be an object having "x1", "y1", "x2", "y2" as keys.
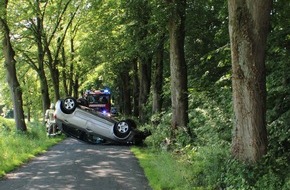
[
  {"x1": 42, "y1": 0, "x2": 78, "y2": 102},
  {"x1": 22, "y1": 0, "x2": 51, "y2": 116},
  {"x1": 152, "y1": 34, "x2": 165, "y2": 114},
  {"x1": 228, "y1": 0, "x2": 272, "y2": 163},
  {"x1": 167, "y1": 0, "x2": 189, "y2": 131},
  {"x1": 128, "y1": 0, "x2": 152, "y2": 122},
  {"x1": 0, "y1": 0, "x2": 27, "y2": 131},
  {"x1": 17, "y1": 0, "x2": 80, "y2": 114}
]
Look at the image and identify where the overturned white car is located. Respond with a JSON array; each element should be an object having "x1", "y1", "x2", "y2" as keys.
[{"x1": 55, "y1": 97, "x2": 150, "y2": 145}]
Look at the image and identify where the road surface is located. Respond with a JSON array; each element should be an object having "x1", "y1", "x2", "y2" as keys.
[{"x1": 0, "y1": 138, "x2": 152, "y2": 190}]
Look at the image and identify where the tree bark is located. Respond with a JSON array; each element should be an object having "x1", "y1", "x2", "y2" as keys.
[
  {"x1": 152, "y1": 35, "x2": 165, "y2": 114},
  {"x1": 45, "y1": 41, "x2": 61, "y2": 103},
  {"x1": 138, "y1": 56, "x2": 152, "y2": 123},
  {"x1": 132, "y1": 58, "x2": 139, "y2": 117},
  {"x1": 118, "y1": 62, "x2": 132, "y2": 116},
  {"x1": 69, "y1": 38, "x2": 75, "y2": 97},
  {"x1": 228, "y1": 0, "x2": 272, "y2": 163},
  {"x1": 61, "y1": 44, "x2": 69, "y2": 96},
  {"x1": 168, "y1": 0, "x2": 189, "y2": 130},
  {"x1": 0, "y1": 0, "x2": 27, "y2": 131},
  {"x1": 35, "y1": 14, "x2": 51, "y2": 115},
  {"x1": 120, "y1": 66, "x2": 132, "y2": 116}
]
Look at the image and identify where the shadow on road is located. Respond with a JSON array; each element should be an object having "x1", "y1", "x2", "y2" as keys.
[{"x1": 0, "y1": 138, "x2": 151, "y2": 190}]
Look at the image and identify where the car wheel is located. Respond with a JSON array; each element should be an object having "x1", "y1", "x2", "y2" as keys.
[
  {"x1": 61, "y1": 97, "x2": 77, "y2": 114},
  {"x1": 113, "y1": 120, "x2": 132, "y2": 139}
]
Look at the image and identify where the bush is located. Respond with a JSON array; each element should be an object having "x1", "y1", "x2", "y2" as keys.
[
  {"x1": 141, "y1": 77, "x2": 290, "y2": 189},
  {"x1": 181, "y1": 144, "x2": 230, "y2": 189},
  {"x1": 132, "y1": 147, "x2": 196, "y2": 190}
]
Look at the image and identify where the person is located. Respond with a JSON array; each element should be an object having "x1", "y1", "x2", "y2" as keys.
[{"x1": 45, "y1": 103, "x2": 57, "y2": 137}]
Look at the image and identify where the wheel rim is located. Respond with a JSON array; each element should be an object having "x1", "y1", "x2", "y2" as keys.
[
  {"x1": 117, "y1": 121, "x2": 129, "y2": 133},
  {"x1": 64, "y1": 99, "x2": 75, "y2": 110}
]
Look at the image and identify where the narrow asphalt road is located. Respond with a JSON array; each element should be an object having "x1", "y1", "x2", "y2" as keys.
[{"x1": 0, "y1": 138, "x2": 152, "y2": 190}]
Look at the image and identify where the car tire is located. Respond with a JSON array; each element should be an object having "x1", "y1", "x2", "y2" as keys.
[
  {"x1": 61, "y1": 97, "x2": 77, "y2": 114},
  {"x1": 113, "y1": 120, "x2": 132, "y2": 139}
]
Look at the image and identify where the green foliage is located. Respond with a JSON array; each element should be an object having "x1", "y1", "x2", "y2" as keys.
[
  {"x1": 145, "y1": 112, "x2": 172, "y2": 150},
  {"x1": 219, "y1": 153, "x2": 290, "y2": 190},
  {"x1": 186, "y1": 144, "x2": 230, "y2": 189},
  {"x1": 186, "y1": 0, "x2": 230, "y2": 91},
  {"x1": 0, "y1": 117, "x2": 15, "y2": 131},
  {"x1": 267, "y1": 110, "x2": 290, "y2": 158},
  {"x1": 131, "y1": 147, "x2": 196, "y2": 190},
  {"x1": 188, "y1": 87, "x2": 233, "y2": 146},
  {"x1": 142, "y1": 129, "x2": 290, "y2": 189},
  {"x1": 0, "y1": 117, "x2": 64, "y2": 177},
  {"x1": 142, "y1": 72, "x2": 290, "y2": 189}
]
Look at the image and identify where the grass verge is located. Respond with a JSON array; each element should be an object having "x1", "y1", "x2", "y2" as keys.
[
  {"x1": 0, "y1": 117, "x2": 64, "y2": 178},
  {"x1": 131, "y1": 147, "x2": 197, "y2": 190}
]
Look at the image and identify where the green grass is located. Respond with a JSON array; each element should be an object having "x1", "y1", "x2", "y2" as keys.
[
  {"x1": 132, "y1": 144, "x2": 290, "y2": 190},
  {"x1": 131, "y1": 147, "x2": 200, "y2": 190},
  {"x1": 0, "y1": 117, "x2": 64, "y2": 177}
]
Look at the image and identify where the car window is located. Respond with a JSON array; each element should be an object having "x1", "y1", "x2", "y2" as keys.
[
  {"x1": 87, "y1": 95, "x2": 109, "y2": 104},
  {"x1": 88, "y1": 96, "x2": 96, "y2": 103}
]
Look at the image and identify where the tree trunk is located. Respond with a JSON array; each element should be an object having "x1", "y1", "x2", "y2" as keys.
[
  {"x1": 36, "y1": 16, "x2": 50, "y2": 115},
  {"x1": 32, "y1": 6, "x2": 51, "y2": 116},
  {"x1": 39, "y1": 70, "x2": 51, "y2": 116},
  {"x1": 168, "y1": 0, "x2": 189, "y2": 130},
  {"x1": 132, "y1": 59, "x2": 139, "y2": 117},
  {"x1": 61, "y1": 44, "x2": 69, "y2": 96},
  {"x1": 45, "y1": 39, "x2": 61, "y2": 103},
  {"x1": 138, "y1": 56, "x2": 152, "y2": 123},
  {"x1": 119, "y1": 66, "x2": 132, "y2": 115},
  {"x1": 228, "y1": 0, "x2": 272, "y2": 163},
  {"x1": 152, "y1": 35, "x2": 165, "y2": 114},
  {"x1": 0, "y1": 0, "x2": 27, "y2": 131},
  {"x1": 69, "y1": 38, "x2": 75, "y2": 97},
  {"x1": 36, "y1": 25, "x2": 50, "y2": 115},
  {"x1": 73, "y1": 76, "x2": 79, "y2": 98}
]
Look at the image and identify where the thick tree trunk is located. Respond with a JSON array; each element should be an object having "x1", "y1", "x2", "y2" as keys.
[
  {"x1": 228, "y1": 0, "x2": 272, "y2": 163},
  {"x1": 0, "y1": 0, "x2": 27, "y2": 131},
  {"x1": 168, "y1": 0, "x2": 188, "y2": 130}
]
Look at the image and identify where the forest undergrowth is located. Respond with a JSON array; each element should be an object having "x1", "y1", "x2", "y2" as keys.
[{"x1": 133, "y1": 88, "x2": 290, "y2": 190}]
